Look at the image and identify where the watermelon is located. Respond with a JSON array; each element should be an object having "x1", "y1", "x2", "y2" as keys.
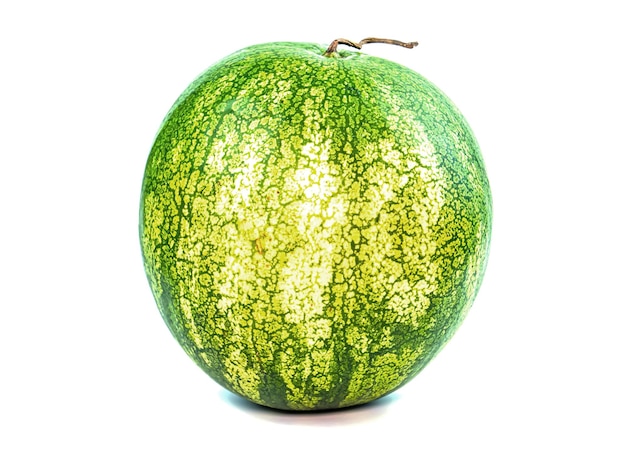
[{"x1": 140, "y1": 40, "x2": 492, "y2": 411}]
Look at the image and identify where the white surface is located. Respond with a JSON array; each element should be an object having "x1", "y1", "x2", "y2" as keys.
[{"x1": 1, "y1": 1, "x2": 624, "y2": 468}]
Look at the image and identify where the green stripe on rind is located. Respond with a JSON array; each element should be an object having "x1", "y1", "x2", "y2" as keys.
[{"x1": 140, "y1": 42, "x2": 491, "y2": 411}]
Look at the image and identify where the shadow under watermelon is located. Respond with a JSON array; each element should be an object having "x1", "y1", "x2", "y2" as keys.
[{"x1": 219, "y1": 389, "x2": 399, "y2": 426}]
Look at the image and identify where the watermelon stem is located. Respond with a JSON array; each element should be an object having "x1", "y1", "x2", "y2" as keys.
[{"x1": 324, "y1": 37, "x2": 418, "y2": 56}]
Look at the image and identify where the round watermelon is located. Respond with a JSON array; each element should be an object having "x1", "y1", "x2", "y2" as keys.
[{"x1": 140, "y1": 40, "x2": 492, "y2": 410}]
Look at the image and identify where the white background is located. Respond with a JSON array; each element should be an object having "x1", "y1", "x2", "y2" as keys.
[{"x1": 1, "y1": 1, "x2": 624, "y2": 468}]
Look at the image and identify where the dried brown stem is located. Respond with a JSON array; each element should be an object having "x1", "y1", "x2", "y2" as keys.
[{"x1": 324, "y1": 37, "x2": 419, "y2": 56}]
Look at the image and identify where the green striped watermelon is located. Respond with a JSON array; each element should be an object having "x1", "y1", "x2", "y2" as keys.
[{"x1": 140, "y1": 40, "x2": 492, "y2": 410}]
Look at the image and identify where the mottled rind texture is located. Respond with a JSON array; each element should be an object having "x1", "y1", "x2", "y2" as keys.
[{"x1": 140, "y1": 42, "x2": 492, "y2": 410}]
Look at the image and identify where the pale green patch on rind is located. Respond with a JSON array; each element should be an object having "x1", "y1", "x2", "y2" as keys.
[{"x1": 140, "y1": 42, "x2": 492, "y2": 410}]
